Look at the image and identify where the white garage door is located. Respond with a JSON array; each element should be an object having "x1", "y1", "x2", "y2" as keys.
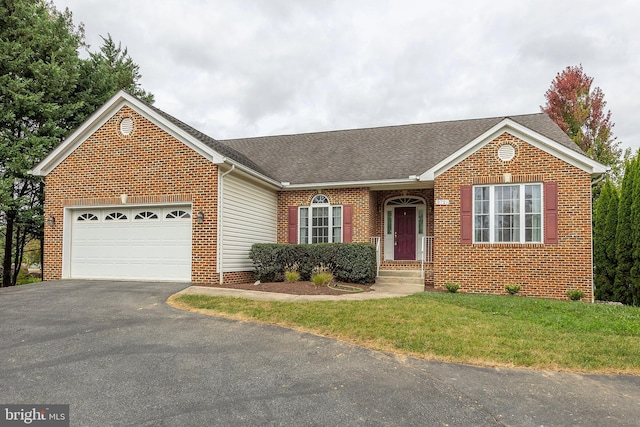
[{"x1": 70, "y1": 206, "x2": 192, "y2": 281}]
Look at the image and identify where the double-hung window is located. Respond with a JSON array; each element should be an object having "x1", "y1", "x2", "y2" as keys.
[
  {"x1": 299, "y1": 195, "x2": 342, "y2": 244},
  {"x1": 473, "y1": 183, "x2": 542, "y2": 243}
]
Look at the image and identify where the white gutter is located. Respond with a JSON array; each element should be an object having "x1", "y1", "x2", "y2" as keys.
[
  {"x1": 224, "y1": 158, "x2": 282, "y2": 189},
  {"x1": 281, "y1": 177, "x2": 424, "y2": 190},
  {"x1": 217, "y1": 164, "x2": 235, "y2": 285}
]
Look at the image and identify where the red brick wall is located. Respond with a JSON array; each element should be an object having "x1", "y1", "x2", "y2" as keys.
[
  {"x1": 43, "y1": 106, "x2": 220, "y2": 284},
  {"x1": 433, "y1": 132, "x2": 593, "y2": 300},
  {"x1": 277, "y1": 188, "x2": 374, "y2": 243}
]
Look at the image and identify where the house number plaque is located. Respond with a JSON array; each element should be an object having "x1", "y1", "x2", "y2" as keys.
[{"x1": 435, "y1": 199, "x2": 450, "y2": 205}]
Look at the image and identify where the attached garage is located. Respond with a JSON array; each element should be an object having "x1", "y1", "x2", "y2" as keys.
[{"x1": 67, "y1": 205, "x2": 192, "y2": 281}]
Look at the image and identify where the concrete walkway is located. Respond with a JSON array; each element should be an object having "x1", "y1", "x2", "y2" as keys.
[{"x1": 176, "y1": 281, "x2": 423, "y2": 301}]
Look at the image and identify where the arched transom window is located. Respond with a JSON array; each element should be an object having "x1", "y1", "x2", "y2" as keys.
[
  {"x1": 299, "y1": 194, "x2": 342, "y2": 244},
  {"x1": 105, "y1": 212, "x2": 127, "y2": 221},
  {"x1": 166, "y1": 210, "x2": 191, "y2": 219},
  {"x1": 77, "y1": 213, "x2": 98, "y2": 221},
  {"x1": 134, "y1": 211, "x2": 159, "y2": 220}
]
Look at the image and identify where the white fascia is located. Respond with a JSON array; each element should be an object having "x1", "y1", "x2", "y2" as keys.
[
  {"x1": 418, "y1": 118, "x2": 609, "y2": 181},
  {"x1": 281, "y1": 177, "x2": 423, "y2": 190},
  {"x1": 29, "y1": 90, "x2": 225, "y2": 176}
]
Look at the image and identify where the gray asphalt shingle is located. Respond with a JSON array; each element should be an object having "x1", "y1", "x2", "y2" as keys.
[
  {"x1": 220, "y1": 113, "x2": 580, "y2": 185},
  {"x1": 142, "y1": 94, "x2": 581, "y2": 186}
]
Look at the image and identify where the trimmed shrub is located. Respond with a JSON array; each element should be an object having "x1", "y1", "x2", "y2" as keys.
[{"x1": 249, "y1": 243, "x2": 376, "y2": 284}]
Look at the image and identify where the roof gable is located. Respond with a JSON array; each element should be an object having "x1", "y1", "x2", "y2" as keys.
[
  {"x1": 419, "y1": 117, "x2": 608, "y2": 181},
  {"x1": 29, "y1": 91, "x2": 272, "y2": 179}
]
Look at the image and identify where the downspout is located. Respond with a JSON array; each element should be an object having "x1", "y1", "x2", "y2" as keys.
[
  {"x1": 590, "y1": 172, "x2": 608, "y2": 303},
  {"x1": 217, "y1": 164, "x2": 235, "y2": 285}
]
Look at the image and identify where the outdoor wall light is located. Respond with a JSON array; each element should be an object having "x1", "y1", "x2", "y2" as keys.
[
  {"x1": 46, "y1": 215, "x2": 56, "y2": 228},
  {"x1": 196, "y1": 211, "x2": 204, "y2": 224}
]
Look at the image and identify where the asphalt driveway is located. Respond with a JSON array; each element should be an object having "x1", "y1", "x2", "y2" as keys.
[{"x1": 0, "y1": 280, "x2": 638, "y2": 426}]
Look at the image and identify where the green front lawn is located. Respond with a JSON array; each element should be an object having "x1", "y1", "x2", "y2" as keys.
[{"x1": 171, "y1": 292, "x2": 640, "y2": 374}]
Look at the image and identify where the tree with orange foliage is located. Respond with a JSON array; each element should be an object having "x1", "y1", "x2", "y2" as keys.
[{"x1": 541, "y1": 65, "x2": 622, "y2": 175}]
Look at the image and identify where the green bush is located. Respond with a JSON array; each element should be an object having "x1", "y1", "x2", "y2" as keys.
[
  {"x1": 445, "y1": 282, "x2": 460, "y2": 293},
  {"x1": 249, "y1": 243, "x2": 376, "y2": 284},
  {"x1": 505, "y1": 284, "x2": 522, "y2": 295},
  {"x1": 16, "y1": 267, "x2": 41, "y2": 286},
  {"x1": 567, "y1": 289, "x2": 586, "y2": 301}
]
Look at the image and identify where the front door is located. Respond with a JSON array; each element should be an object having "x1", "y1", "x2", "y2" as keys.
[{"x1": 394, "y1": 207, "x2": 416, "y2": 260}]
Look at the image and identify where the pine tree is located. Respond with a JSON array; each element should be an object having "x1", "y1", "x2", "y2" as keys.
[
  {"x1": 0, "y1": 0, "x2": 153, "y2": 286},
  {"x1": 614, "y1": 154, "x2": 638, "y2": 304},
  {"x1": 0, "y1": 0, "x2": 84, "y2": 286},
  {"x1": 629, "y1": 151, "x2": 640, "y2": 305},
  {"x1": 594, "y1": 179, "x2": 618, "y2": 300}
]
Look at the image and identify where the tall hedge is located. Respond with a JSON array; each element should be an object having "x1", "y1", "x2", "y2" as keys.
[{"x1": 249, "y1": 243, "x2": 377, "y2": 284}]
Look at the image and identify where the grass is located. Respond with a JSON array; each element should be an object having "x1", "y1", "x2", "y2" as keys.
[{"x1": 170, "y1": 292, "x2": 640, "y2": 375}]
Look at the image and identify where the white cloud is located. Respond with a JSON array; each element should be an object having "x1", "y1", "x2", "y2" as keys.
[{"x1": 55, "y1": 0, "x2": 640, "y2": 151}]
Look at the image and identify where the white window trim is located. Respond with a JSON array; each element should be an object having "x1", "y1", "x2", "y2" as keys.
[
  {"x1": 473, "y1": 183, "x2": 544, "y2": 244},
  {"x1": 298, "y1": 195, "x2": 343, "y2": 244}
]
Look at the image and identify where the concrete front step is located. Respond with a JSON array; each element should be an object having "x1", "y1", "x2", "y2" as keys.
[
  {"x1": 374, "y1": 270, "x2": 424, "y2": 293},
  {"x1": 378, "y1": 270, "x2": 422, "y2": 278}
]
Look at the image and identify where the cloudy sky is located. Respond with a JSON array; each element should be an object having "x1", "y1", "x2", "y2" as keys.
[{"x1": 53, "y1": 0, "x2": 640, "y2": 152}]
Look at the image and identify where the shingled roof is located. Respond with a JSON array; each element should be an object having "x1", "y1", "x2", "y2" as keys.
[
  {"x1": 146, "y1": 103, "x2": 272, "y2": 178},
  {"x1": 220, "y1": 113, "x2": 581, "y2": 185}
]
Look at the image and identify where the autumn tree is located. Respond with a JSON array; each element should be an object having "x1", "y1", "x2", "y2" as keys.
[{"x1": 541, "y1": 65, "x2": 621, "y2": 176}]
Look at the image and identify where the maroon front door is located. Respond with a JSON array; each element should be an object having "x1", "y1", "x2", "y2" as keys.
[{"x1": 394, "y1": 207, "x2": 416, "y2": 260}]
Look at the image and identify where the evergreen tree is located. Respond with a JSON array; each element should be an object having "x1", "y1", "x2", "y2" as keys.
[
  {"x1": 594, "y1": 179, "x2": 618, "y2": 300},
  {"x1": 72, "y1": 34, "x2": 154, "y2": 129},
  {"x1": 629, "y1": 151, "x2": 640, "y2": 305},
  {"x1": 614, "y1": 154, "x2": 638, "y2": 304},
  {"x1": 0, "y1": 0, "x2": 84, "y2": 286},
  {"x1": 0, "y1": 0, "x2": 153, "y2": 286}
]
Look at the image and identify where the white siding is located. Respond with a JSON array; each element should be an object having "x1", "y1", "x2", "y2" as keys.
[{"x1": 222, "y1": 174, "x2": 277, "y2": 271}]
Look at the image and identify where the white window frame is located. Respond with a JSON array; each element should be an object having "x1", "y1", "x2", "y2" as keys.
[
  {"x1": 298, "y1": 195, "x2": 343, "y2": 244},
  {"x1": 473, "y1": 183, "x2": 543, "y2": 244}
]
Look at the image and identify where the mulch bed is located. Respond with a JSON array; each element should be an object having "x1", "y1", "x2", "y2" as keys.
[{"x1": 206, "y1": 280, "x2": 375, "y2": 295}]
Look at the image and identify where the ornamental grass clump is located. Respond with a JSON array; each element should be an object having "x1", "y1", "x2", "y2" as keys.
[
  {"x1": 505, "y1": 284, "x2": 522, "y2": 295},
  {"x1": 445, "y1": 282, "x2": 460, "y2": 293},
  {"x1": 284, "y1": 263, "x2": 300, "y2": 283},
  {"x1": 311, "y1": 263, "x2": 333, "y2": 287},
  {"x1": 567, "y1": 289, "x2": 585, "y2": 301}
]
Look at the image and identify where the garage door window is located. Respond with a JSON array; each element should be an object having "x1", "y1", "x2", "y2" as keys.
[
  {"x1": 134, "y1": 211, "x2": 159, "y2": 220},
  {"x1": 105, "y1": 212, "x2": 127, "y2": 221},
  {"x1": 77, "y1": 213, "x2": 98, "y2": 221},
  {"x1": 166, "y1": 210, "x2": 191, "y2": 219}
]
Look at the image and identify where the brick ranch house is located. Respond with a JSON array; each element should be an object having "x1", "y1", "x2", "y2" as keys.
[{"x1": 30, "y1": 91, "x2": 607, "y2": 300}]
